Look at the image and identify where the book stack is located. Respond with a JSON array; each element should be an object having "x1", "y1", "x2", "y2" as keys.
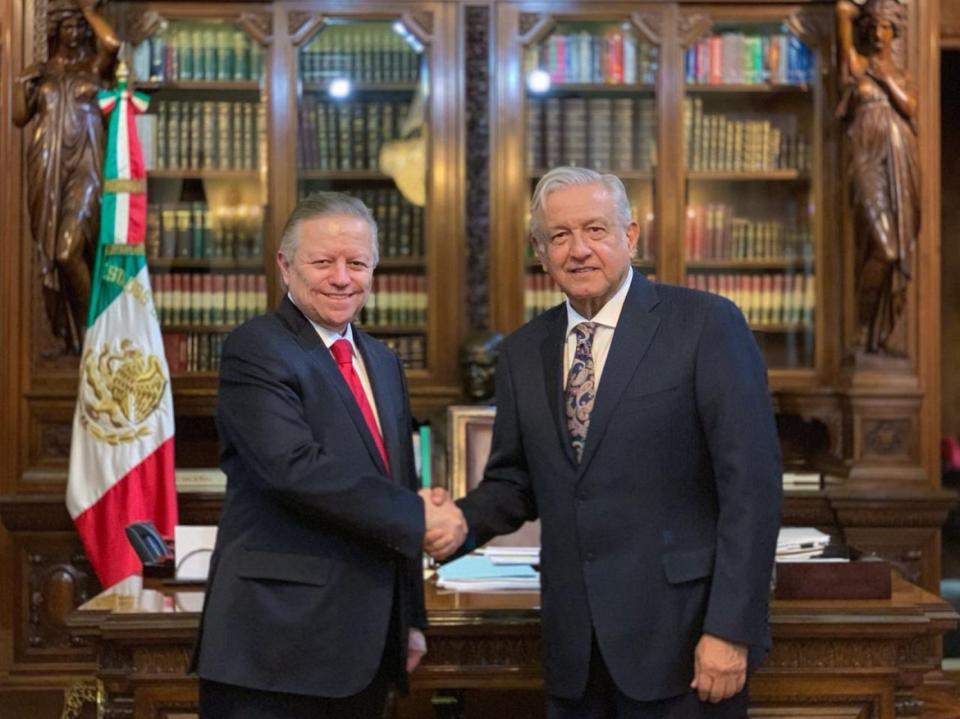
[
  {"x1": 527, "y1": 96, "x2": 656, "y2": 172},
  {"x1": 297, "y1": 97, "x2": 408, "y2": 171},
  {"x1": 684, "y1": 32, "x2": 814, "y2": 85},
  {"x1": 524, "y1": 273, "x2": 565, "y2": 320},
  {"x1": 163, "y1": 332, "x2": 228, "y2": 374},
  {"x1": 300, "y1": 25, "x2": 420, "y2": 83},
  {"x1": 359, "y1": 275, "x2": 427, "y2": 327},
  {"x1": 528, "y1": 27, "x2": 658, "y2": 85},
  {"x1": 345, "y1": 188, "x2": 425, "y2": 258},
  {"x1": 153, "y1": 273, "x2": 267, "y2": 327},
  {"x1": 146, "y1": 203, "x2": 264, "y2": 262},
  {"x1": 378, "y1": 336, "x2": 426, "y2": 370},
  {"x1": 686, "y1": 272, "x2": 815, "y2": 327},
  {"x1": 684, "y1": 204, "x2": 813, "y2": 261},
  {"x1": 146, "y1": 100, "x2": 265, "y2": 171},
  {"x1": 683, "y1": 98, "x2": 809, "y2": 173},
  {"x1": 131, "y1": 24, "x2": 265, "y2": 83},
  {"x1": 436, "y1": 553, "x2": 540, "y2": 592}
]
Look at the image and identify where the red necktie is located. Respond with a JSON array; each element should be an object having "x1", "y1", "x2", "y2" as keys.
[{"x1": 330, "y1": 339, "x2": 390, "y2": 473}]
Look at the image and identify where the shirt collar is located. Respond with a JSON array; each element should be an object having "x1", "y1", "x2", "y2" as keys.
[
  {"x1": 288, "y1": 292, "x2": 355, "y2": 351},
  {"x1": 565, "y1": 267, "x2": 633, "y2": 336}
]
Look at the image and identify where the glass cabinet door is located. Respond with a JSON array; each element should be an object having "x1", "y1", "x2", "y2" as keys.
[
  {"x1": 522, "y1": 19, "x2": 659, "y2": 320},
  {"x1": 130, "y1": 15, "x2": 268, "y2": 377},
  {"x1": 681, "y1": 19, "x2": 816, "y2": 370},
  {"x1": 296, "y1": 20, "x2": 428, "y2": 371}
]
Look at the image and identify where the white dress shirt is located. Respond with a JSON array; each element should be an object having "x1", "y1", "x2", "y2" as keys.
[
  {"x1": 563, "y1": 267, "x2": 633, "y2": 389},
  {"x1": 291, "y1": 295, "x2": 384, "y2": 434}
]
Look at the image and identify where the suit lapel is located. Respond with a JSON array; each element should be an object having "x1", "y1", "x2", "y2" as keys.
[
  {"x1": 577, "y1": 274, "x2": 661, "y2": 477},
  {"x1": 278, "y1": 298, "x2": 390, "y2": 475},
  {"x1": 539, "y1": 306, "x2": 578, "y2": 468}
]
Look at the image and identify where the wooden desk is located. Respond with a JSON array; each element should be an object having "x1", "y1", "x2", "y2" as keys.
[{"x1": 68, "y1": 575, "x2": 957, "y2": 719}]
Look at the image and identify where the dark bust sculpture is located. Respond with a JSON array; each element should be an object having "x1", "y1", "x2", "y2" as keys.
[
  {"x1": 459, "y1": 331, "x2": 503, "y2": 403},
  {"x1": 837, "y1": 0, "x2": 920, "y2": 356},
  {"x1": 12, "y1": 0, "x2": 120, "y2": 355}
]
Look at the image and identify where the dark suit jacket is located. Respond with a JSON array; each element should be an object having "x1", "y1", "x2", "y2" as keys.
[
  {"x1": 459, "y1": 272, "x2": 783, "y2": 701},
  {"x1": 191, "y1": 296, "x2": 426, "y2": 698}
]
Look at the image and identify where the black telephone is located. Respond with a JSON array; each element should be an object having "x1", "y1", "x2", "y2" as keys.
[{"x1": 125, "y1": 521, "x2": 170, "y2": 564}]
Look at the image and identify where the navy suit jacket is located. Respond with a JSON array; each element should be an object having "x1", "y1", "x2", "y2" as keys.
[
  {"x1": 191, "y1": 296, "x2": 426, "y2": 697},
  {"x1": 459, "y1": 273, "x2": 782, "y2": 701}
]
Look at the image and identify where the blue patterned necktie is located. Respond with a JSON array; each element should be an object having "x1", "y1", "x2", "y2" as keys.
[{"x1": 565, "y1": 322, "x2": 598, "y2": 463}]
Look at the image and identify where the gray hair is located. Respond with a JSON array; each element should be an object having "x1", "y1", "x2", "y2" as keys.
[
  {"x1": 278, "y1": 192, "x2": 380, "y2": 265},
  {"x1": 529, "y1": 167, "x2": 632, "y2": 245}
]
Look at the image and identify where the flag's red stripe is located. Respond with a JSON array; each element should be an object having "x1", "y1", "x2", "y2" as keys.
[
  {"x1": 73, "y1": 438, "x2": 178, "y2": 588},
  {"x1": 125, "y1": 98, "x2": 147, "y2": 245}
]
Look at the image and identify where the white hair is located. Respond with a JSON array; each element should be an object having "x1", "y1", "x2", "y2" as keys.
[
  {"x1": 529, "y1": 166, "x2": 632, "y2": 245},
  {"x1": 278, "y1": 192, "x2": 379, "y2": 265}
]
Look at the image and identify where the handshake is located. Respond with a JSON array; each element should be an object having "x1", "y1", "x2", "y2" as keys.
[{"x1": 419, "y1": 488, "x2": 467, "y2": 560}]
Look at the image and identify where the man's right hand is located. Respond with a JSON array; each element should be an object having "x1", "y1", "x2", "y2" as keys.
[{"x1": 419, "y1": 488, "x2": 466, "y2": 560}]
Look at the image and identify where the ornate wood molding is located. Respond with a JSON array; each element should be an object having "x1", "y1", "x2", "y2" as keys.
[
  {"x1": 406, "y1": 11, "x2": 434, "y2": 40},
  {"x1": 677, "y1": 12, "x2": 712, "y2": 48},
  {"x1": 518, "y1": 13, "x2": 553, "y2": 46},
  {"x1": 289, "y1": 13, "x2": 324, "y2": 47},
  {"x1": 465, "y1": 5, "x2": 490, "y2": 334},
  {"x1": 631, "y1": 12, "x2": 662, "y2": 45},
  {"x1": 238, "y1": 12, "x2": 272, "y2": 46}
]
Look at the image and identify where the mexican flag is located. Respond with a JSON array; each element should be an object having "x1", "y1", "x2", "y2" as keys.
[{"x1": 66, "y1": 78, "x2": 177, "y2": 588}]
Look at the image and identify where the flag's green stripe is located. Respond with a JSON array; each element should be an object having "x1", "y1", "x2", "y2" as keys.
[{"x1": 87, "y1": 245, "x2": 147, "y2": 323}]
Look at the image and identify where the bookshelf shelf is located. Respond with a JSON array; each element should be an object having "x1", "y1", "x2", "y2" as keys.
[
  {"x1": 137, "y1": 80, "x2": 262, "y2": 92},
  {"x1": 686, "y1": 170, "x2": 808, "y2": 182},
  {"x1": 356, "y1": 325, "x2": 428, "y2": 334},
  {"x1": 750, "y1": 323, "x2": 812, "y2": 333},
  {"x1": 301, "y1": 82, "x2": 417, "y2": 94},
  {"x1": 148, "y1": 169, "x2": 261, "y2": 180},
  {"x1": 686, "y1": 83, "x2": 811, "y2": 94},
  {"x1": 163, "y1": 324, "x2": 241, "y2": 333},
  {"x1": 299, "y1": 170, "x2": 393, "y2": 181},
  {"x1": 148, "y1": 258, "x2": 264, "y2": 271},
  {"x1": 529, "y1": 169, "x2": 654, "y2": 181},
  {"x1": 687, "y1": 258, "x2": 814, "y2": 270},
  {"x1": 377, "y1": 257, "x2": 426, "y2": 269},
  {"x1": 537, "y1": 82, "x2": 655, "y2": 95}
]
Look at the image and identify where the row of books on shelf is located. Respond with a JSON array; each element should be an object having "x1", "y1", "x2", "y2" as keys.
[
  {"x1": 353, "y1": 188, "x2": 425, "y2": 258},
  {"x1": 523, "y1": 273, "x2": 564, "y2": 320},
  {"x1": 684, "y1": 33, "x2": 814, "y2": 86},
  {"x1": 162, "y1": 330, "x2": 427, "y2": 374},
  {"x1": 297, "y1": 97, "x2": 410, "y2": 171},
  {"x1": 686, "y1": 272, "x2": 815, "y2": 327},
  {"x1": 154, "y1": 273, "x2": 267, "y2": 327},
  {"x1": 357, "y1": 275, "x2": 427, "y2": 327},
  {"x1": 146, "y1": 203, "x2": 262, "y2": 262},
  {"x1": 300, "y1": 28, "x2": 421, "y2": 84},
  {"x1": 527, "y1": 96, "x2": 656, "y2": 172},
  {"x1": 163, "y1": 332, "x2": 227, "y2": 374},
  {"x1": 379, "y1": 335, "x2": 427, "y2": 370},
  {"x1": 685, "y1": 204, "x2": 812, "y2": 261},
  {"x1": 530, "y1": 29, "x2": 658, "y2": 85},
  {"x1": 138, "y1": 100, "x2": 266, "y2": 172},
  {"x1": 132, "y1": 26, "x2": 265, "y2": 83},
  {"x1": 683, "y1": 98, "x2": 809, "y2": 173}
]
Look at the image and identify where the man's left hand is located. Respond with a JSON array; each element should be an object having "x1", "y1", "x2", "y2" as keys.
[
  {"x1": 407, "y1": 629, "x2": 427, "y2": 673},
  {"x1": 690, "y1": 633, "x2": 747, "y2": 703}
]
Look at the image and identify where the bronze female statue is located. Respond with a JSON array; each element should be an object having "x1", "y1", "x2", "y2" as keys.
[
  {"x1": 12, "y1": 0, "x2": 119, "y2": 355},
  {"x1": 837, "y1": 0, "x2": 920, "y2": 356}
]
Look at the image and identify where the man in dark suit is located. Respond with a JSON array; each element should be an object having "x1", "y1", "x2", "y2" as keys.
[
  {"x1": 428, "y1": 167, "x2": 782, "y2": 717},
  {"x1": 192, "y1": 192, "x2": 466, "y2": 718}
]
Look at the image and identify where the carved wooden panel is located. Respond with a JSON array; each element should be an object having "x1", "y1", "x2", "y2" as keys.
[
  {"x1": 14, "y1": 534, "x2": 100, "y2": 666},
  {"x1": 862, "y1": 419, "x2": 913, "y2": 463},
  {"x1": 465, "y1": 5, "x2": 490, "y2": 334},
  {"x1": 763, "y1": 639, "x2": 897, "y2": 670},
  {"x1": 25, "y1": 399, "x2": 75, "y2": 485}
]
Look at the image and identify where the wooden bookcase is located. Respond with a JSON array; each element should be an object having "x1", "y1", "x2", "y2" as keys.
[
  {"x1": 0, "y1": 1, "x2": 950, "y2": 716},
  {"x1": 491, "y1": 2, "x2": 840, "y2": 389}
]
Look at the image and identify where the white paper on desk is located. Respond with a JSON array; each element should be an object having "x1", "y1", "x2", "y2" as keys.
[{"x1": 174, "y1": 525, "x2": 218, "y2": 581}]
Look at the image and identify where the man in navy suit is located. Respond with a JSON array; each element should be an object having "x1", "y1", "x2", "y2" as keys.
[
  {"x1": 428, "y1": 167, "x2": 782, "y2": 717},
  {"x1": 192, "y1": 192, "x2": 466, "y2": 718}
]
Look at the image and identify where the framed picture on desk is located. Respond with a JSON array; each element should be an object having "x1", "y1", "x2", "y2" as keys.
[{"x1": 447, "y1": 405, "x2": 541, "y2": 548}]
